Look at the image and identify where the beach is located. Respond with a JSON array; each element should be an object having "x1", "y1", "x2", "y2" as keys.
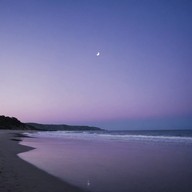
[
  {"x1": 18, "y1": 131, "x2": 192, "y2": 192},
  {"x1": 0, "y1": 130, "x2": 85, "y2": 192},
  {"x1": 1, "y1": 130, "x2": 192, "y2": 192}
]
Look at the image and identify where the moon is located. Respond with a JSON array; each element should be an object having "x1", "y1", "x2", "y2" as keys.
[{"x1": 96, "y1": 52, "x2": 100, "y2": 56}]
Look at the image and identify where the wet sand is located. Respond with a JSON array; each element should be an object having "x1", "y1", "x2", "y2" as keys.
[
  {"x1": 18, "y1": 132, "x2": 192, "y2": 192},
  {"x1": 0, "y1": 130, "x2": 86, "y2": 192}
]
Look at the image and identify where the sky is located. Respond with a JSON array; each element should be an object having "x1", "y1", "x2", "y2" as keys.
[{"x1": 0, "y1": 0, "x2": 192, "y2": 130}]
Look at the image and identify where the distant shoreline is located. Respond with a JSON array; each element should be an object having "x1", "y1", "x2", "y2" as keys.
[{"x1": 0, "y1": 115, "x2": 103, "y2": 131}]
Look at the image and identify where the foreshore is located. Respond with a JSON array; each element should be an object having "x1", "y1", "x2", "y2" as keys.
[{"x1": 0, "y1": 130, "x2": 86, "y2": 192}]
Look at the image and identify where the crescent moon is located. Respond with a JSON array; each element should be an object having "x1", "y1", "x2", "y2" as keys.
[{"x1": 96, "y1": 52, "x2": 100, "y2": 56}]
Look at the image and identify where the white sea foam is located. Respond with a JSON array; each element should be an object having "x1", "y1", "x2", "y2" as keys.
[{"x1": 24, "y1": 131, "x2": 192, "y2": 144}]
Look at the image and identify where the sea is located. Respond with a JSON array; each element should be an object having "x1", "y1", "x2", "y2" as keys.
[{"x1": 18, "y1": 130, "x2": 192, "y2": 192}]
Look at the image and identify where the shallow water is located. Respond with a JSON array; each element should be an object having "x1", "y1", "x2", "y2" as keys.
[{"x1": 18, "y1": 131, "x2": 192, "y2": 192}]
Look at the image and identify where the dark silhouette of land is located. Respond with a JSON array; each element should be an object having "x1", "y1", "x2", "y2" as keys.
[
  {"x1": 0, "y1": 115, "x2": 102, "y2": 131},
  {"x1": 0, "y1": 116, "x2": 27, "y2": 130}
]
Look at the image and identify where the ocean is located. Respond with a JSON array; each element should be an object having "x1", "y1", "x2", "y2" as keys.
[{"x1": 18, "y1": 130, "x2": 192, "y2": 192}]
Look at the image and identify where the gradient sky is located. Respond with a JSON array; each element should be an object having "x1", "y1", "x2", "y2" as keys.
[{"x1": 0, "y1": 0, "x2": 192, "y2": 129}]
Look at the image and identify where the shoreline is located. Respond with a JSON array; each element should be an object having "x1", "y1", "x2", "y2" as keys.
[{"x1": 0, "y1": 130, "x2": 86, "y2": 192}]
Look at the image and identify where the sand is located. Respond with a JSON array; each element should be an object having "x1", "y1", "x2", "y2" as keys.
[
  {"x1": 0, "y1": 130, "x2": 86, "y2": 192},
  {"x1": 18, "y1": 132, "x2": 192, "y2": 192}
]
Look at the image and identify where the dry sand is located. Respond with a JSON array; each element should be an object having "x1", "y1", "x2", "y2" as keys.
[{"x1": 0, "y1": 130, "x2": 86, "y2": 192}]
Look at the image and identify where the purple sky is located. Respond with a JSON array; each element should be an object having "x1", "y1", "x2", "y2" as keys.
[{"x1": 0, "y1": 0, "x2": 192, "y2": 129}]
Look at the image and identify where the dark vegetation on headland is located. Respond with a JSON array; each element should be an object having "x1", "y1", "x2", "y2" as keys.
[
  {"x1": 0, "y1": 115, "x2": 102, "y2": 131},
  {"x1": 0, "y1": 116, "x2": 28, "y2": 130},
  {"x1": 27, "y1": 123, "x2": 102, "y2": 131}
]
